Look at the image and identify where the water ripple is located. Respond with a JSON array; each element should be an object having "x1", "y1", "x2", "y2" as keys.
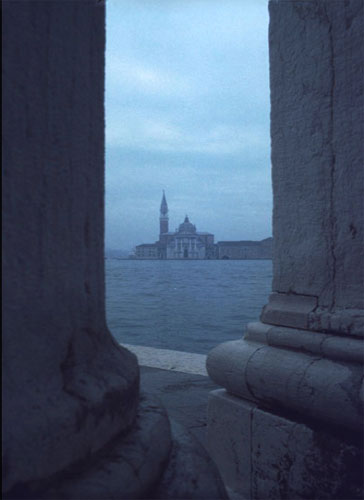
[{"x1": 106, "y1": 260, "x2": 272, "y2": 354}]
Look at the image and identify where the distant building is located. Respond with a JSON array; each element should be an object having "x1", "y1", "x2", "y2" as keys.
[
  {"x1": 135, "y1": 244, "x2": 159, "y2": 259},
  {"x1": 135, "y1": 192, "x2": 215, "y2": 259},
  {"x1": 216, "y1": 238, "x2": 272, "y2": 259},
  {"x1": 134, "y1": 192, "x2": 272, "y2": 260},
  {"x1": 163, "y1": 215, "x2": 215, "y2": 259}
]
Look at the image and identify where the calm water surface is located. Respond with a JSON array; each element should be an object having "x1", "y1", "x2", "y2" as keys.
[{"x1": 106, "y1": 259, "x2": 272, "y2": 354}]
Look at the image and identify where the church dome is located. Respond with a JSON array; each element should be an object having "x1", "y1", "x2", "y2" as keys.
[{"x1": 178, "y1": 215, "x2": 196, "y2": 233}]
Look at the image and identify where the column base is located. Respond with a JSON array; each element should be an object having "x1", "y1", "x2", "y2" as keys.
[
  {"x1": 208, "y1": 389, "x2": 363, "y2": 500},
  {"x1": 5, "y1": 394, "x2": 227, "y2": 500}
]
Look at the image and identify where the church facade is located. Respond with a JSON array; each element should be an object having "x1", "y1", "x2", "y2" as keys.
[
  {"x1": 135, "y1": 192, "x2": 215, "y2": 260},
  {"x1": 134, "y1": 192, "x2": 272, "y2": 260}
]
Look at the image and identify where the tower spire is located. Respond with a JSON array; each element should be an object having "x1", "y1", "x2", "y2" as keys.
[
  {"x1": 160, "y1": 190, "x2": 168, "y2": 216},
  {"x1": 159, "y1": 190, "x2": 169, "y2": 235}
]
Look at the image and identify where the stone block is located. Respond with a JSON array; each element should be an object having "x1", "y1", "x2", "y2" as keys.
[
  {"x1": 154, "y1": 418, "x2": 228, "y2": 500},
  {"x1": 261, "y1": 292, "x2": 317, "y2": 330},
  {"x1": 246, "y1": 321, "x2": 364, "y2": 364},
  {"x1": 207, "y1": 389, "x2": 255, "y2": 500},
  {"x1": 251, "y1": 407, "x2": 363, "y2": 500},
  {"x1": 207, "y1": 339, "x2": 363, "y2": 431},
  {"x1": 207, "y1": 391, "x2": 363, "y2": 500}
]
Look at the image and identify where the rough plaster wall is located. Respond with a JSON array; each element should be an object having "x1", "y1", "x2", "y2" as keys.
[
  {"x1": 2, "y1": 1, "x2": 139, "y2": 493},
  {"x1": 269, "y1": 0, "x2": 364, "y2": 309}
]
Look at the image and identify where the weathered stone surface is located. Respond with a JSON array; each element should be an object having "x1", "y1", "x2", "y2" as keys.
[
  {"x1": 208, "y1": 390, "x2": 363, "y2": 500},
  {"x1": 7, "y1": 393, "x2": 228, "y2": 500},
  {"x1": 139, "y1": 366, "x2": 218, "y2": 449},
  {"x1": 246, "y1": 321, "x2": 364, "y2": 364},
  {"x1": 208, "y1": 390, "x2": 255, "y2": 500},
  {"x1": 261, "y1": 292, "x2": 318, "y2": 329},
  {"x1": 208, "y1": 1, "x2": 364, "y2": 498},
  {"x1": 153, "y1": 419, "x2": 228, "y2": 500},
  {"x1": 308, "y1": 307, "x2": 364, "y2": 337},
  {"x1": 2, "y1": 1, "x2": 139, "y2": 494},
  {"x1": 207, "y1": 339, "x2": 363, "y2": 431},
  {"x1": 41, "y1": 395, "x2": 171, "y2": 500},
  {"x1": 261, "y1": 294, "x2": 364, "y2": 337},
  {"x1": 270, "y1": 0, "x2": 364, "y2": 311},
  {"x1": 251, "y1": 407, "x2": 363, "y2": 500}
]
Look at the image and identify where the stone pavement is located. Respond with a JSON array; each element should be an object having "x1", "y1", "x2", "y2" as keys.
[
  {"x1": 124, "y1": 344, "x2": 217, "y2": 449},
  {"x1": 140, "y1": 366, "x2": 218, "y2": 449},
  {"x1": 126, "y1": 344, "x2": 242, "y2": 499}
]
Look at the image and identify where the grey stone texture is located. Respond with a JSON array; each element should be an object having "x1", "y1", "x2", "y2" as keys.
[
  {"x1": 208, "y1": 390, "x2": 255, "y2": 500},
  {"x1": 261, "y1": 292, "x2": 318, "y2": 330},
  {"x1": 261, "y1": 293, "x2": 364, "y2": 337},
  {"x1": 246, "y1": 321, "x2": 364, "y2": 364},
  {"x1": 2, "y1": 2, "x2": 226, "y2": 499},
  {"x1": 138, "y1": 367, "x2": 227, "y2": 499},
  {"x1": 42, "y1": 395, "x2": 172, "y2": 500},
  {"x1": 207, "y1": 336, "x2": 362, "y2": 432},
  {"x1": 30, "y1": 391, "x2": 226, "y2": 500},
  {"x1": 207, "y1": 1, "x2": 364, "y2": 498},
  {"x1": 270, "y1": 0, "x2": 364, "y2": 312},
  {"x1": 154, "y1": 420, "x2": 228, "y2": 500},
  {"x1": 139, "y1": 366, "x2": 219, "y2": 448},
  {"x1": 3, "y1": 0, "x2": 139, "y2": 493},
  {"x1": 250, "y1": 404, "x2": 362, "y2": 500},
  {"x1": 208, "y1": 390, "x2": 363, "y2": 500}
]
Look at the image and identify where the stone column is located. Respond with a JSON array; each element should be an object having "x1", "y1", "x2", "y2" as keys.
[
  {"x1": 3, "y1": 2, "x2": 226, "y2": 499},
  {"x1": 2, "y1": 0, "x2": 139, "y2": 493},
  {"x1": 207, "y1": 1, "x2": 364, "y2": 499}
]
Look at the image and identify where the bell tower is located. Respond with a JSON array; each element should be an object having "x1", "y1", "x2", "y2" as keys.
[{"x1": 159, "y1": 190, "x2": 169, "y2": 235}]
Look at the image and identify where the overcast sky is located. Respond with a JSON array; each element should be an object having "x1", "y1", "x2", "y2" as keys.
[{"x1": 105, "y1": 0, "x2": 271, "y2": 251}]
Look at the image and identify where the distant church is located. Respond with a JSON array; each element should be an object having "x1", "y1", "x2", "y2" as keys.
[{"x1": 135, "y1": 192, "x2": 215, "y2": 259}]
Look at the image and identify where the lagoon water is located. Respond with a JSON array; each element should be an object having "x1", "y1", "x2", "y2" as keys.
[{"x1": 106, "y1": 259, "x2": 272, "y2": 355}]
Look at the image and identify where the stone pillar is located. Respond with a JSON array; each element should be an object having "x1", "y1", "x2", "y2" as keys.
[
  {"x1": 3, "y1": 2, "x2": 226, "y2": 499},
  {"x1": 207, "y1": 1, "x2": 364, "y2": 499},
  {"x1": 2, "y1": 0, "x2": 141, "y2": 495}
]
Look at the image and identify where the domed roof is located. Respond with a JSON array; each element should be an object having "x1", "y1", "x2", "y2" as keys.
[{"x1": 178, "y1": 215, "x2": 196, "y2": 233}]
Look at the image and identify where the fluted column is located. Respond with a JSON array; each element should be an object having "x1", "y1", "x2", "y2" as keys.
[{"x1": 207, "y1": 1, "x2": 364, "y2": 499}]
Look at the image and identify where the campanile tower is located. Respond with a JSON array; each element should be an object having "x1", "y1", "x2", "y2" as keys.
[{"x1": 159, "y1": 190, "x2": 169, "y2": 235}]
